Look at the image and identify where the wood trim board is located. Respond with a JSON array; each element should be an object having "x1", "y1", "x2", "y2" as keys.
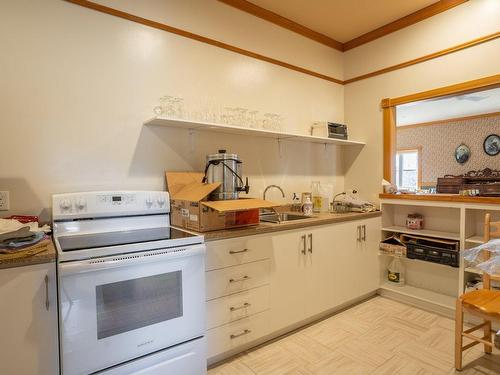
[
  {"x1": 397, "y1": 111, "x2": 500, "y2": 130},
  {"x1": 382, "y1": 74, "x2": 500, "y2": 107},
  {"x1": 217, "y1": 0, "x2": 344, "y2": 51},
  {"x1": 345, "y1": 31, "x2": 500, "y2": 84},
  {"x1": 383, "y1": 106, "x2": 397, "y2": 182},
  {"x1": 343, "y1": 0, "x2": 469, "y2": 51},
  {"x1": 379, "y1": 193, "x2": 500, "y2": 205}
]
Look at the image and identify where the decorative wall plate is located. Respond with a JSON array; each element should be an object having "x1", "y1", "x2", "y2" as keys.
[
  {"x1": 483, "y1": 134, "x2": 500, "y2": 156},
  {"x1": 455, "y1": 144, "x2": 470, "y2": 164}
]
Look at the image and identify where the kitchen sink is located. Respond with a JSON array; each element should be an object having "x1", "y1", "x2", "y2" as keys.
[{"x1": 260, "y1": 212, "x2": 313, "y2": 223}]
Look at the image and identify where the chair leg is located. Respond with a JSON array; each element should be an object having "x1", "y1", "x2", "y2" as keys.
[
  {"x1": 455, "y1": 299, "x2": 464, "y2": 370},
  {"x1": 484, "y1": 320, "x2": 492, "y2": 354}
]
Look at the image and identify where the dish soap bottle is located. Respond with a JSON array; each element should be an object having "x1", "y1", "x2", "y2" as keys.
[
  {"x1": 387, "y1": 257, "x2": 405, "y2": 286},
  {"x1": 303, "y1": 196, "x2": 313, "y2": 216}
]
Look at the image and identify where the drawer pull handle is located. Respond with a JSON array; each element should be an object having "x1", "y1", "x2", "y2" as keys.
[
  {"x1": 230, "y1": 302, "x2": 251, "y2": 311},
  {"x1": 229, "y1": 275, "x2": 250, "y2": 283},
  {"x1": 44, "y1": 275, "x2": 49, "y2": 311},
  {"x1": 230, "y1": 329, "x2": 251, "y2": 339},
  {"x1": 229, "y1": 248, "x2": 248, "y2": 254}
]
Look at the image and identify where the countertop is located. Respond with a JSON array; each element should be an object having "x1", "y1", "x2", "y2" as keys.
[
  {"x1": 202, "y1": 211, "x2": 382, "y2": 242},
  {"x1": 379, "y1": 193, "x2": 500, "y2": 204},
  {"x1": 0, "y1": 238, "x2": 57, "y2": 270}
]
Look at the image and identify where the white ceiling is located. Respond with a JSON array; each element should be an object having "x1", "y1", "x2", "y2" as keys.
[
  {"x1": 247, "y1": 0, "x2": 438, "y2": 42},
  {"x1": 396, "y1": 87, "x2": 500, "y2": 126}
]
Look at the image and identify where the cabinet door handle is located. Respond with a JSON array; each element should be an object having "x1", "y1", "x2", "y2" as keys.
[
  {"x1": 229, "y1": 248, "x2": 248, "y2": 254},
  {"x1": 44, "y1": 275, "x2": 49, "y2": 311},
  {"x1": 230, "y1": 302, "x2": 251, "y2": 311},
  {"x1": 229, "y1": 275, "x2": 250, "y2": 283},
  {"x1": 301, "y1": 235, "x2": 306, "y2": 254},
  {"x1": 362, "y1": 225, "x2": 366, "y2": 241},
  {"x1": 356, "y1": 226, "x2": 361, "y2": 242},
  {"x1": 308, "y1": 233, "x2": 313, "y2": 253},
  {"x1": 230, "y1": 329, "x2": 251, "y2": 339}
]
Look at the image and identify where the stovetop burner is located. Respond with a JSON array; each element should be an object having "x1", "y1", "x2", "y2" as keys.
[{"x1": 58, "y1": 227, "x2": 198, "y2": 252}]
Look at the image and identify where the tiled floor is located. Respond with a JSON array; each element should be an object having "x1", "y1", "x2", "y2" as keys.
[{"x1": 208, "y1": 296, "x2": 500, "y2": 374}]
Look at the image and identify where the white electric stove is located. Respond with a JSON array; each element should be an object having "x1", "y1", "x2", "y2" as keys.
[{"x1": 52, "y1": 191, "x2": 207, "y2": 375}]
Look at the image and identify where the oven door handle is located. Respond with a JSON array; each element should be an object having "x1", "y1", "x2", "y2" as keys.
[{"x1": 59, "y1": 244, "x2": 205, "y2": 275}]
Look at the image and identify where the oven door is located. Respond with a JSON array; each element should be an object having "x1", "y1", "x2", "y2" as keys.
[{"x1": 58, "y1": 244, "x2": 205, "y2": 375}]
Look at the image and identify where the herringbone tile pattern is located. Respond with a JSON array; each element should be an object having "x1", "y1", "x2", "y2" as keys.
[{"x1": 208, "y1": 296, "x2": 500, "y2": 374}]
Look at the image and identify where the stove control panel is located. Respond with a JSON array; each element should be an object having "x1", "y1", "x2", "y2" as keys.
[{"x1": 52, "y1": 191, "x2": 170, "y2": 220}]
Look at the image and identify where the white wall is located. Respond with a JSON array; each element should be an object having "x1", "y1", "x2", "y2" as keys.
[
  {"x1": 0, "y1": 0, "x2": 345, "y2": 220},
  {"x1": 343, "y1": 0, "x2": 500, "y2": 202},
  {"x1": 3, "y1": 0, "x2": 498, "y2": 219}
]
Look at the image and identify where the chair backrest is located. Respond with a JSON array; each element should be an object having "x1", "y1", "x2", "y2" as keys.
[{"x1": 483, "y1": 213, "x2": 500, "y2": 289}]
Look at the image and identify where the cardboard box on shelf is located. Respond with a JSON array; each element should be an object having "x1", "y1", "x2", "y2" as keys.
[{"x1": 166, "y1": 172, "x2": 277, "y2": 232}]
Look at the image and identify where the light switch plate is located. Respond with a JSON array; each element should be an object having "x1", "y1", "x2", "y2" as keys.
[{"x1": 0, "y1": 191, "x2": 10, "y2": 210}]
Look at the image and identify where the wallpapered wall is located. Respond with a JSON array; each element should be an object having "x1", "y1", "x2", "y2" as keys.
[{"x1": 397, "y1": 115, "x2": 500, "y2": 185}]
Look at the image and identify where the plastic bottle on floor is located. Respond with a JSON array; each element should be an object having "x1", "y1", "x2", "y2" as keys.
[{"x1": 388, "y1": 257, "x2": 405, "y2": 286}]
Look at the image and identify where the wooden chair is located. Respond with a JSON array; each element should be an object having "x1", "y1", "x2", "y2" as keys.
[{"x1": 455, "y1": 213, "x2": 500, "y2": 370}]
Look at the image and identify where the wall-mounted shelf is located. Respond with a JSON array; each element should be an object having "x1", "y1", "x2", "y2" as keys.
[
  {"x1": 382, "y1": 225, "x2": 460, "y2": 241},
  {"x1": 145, "y1": 117, "x2": 366, "y2": 146}
]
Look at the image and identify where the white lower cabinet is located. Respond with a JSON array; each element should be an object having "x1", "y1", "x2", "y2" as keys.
[
  {"x1": 206, "y1": 285, "x2": 270, "y2": 329},
  {"x1": 0, "y1": 262, "x2": 59, "y2": 375},
  {"x1": 206, "y1": 259, "x2": 271, "y2": 300},
  {"x1": 326, "y1": 217, "x2": 381, "y2": 306},
  {"x1": 206, "y1": 216, "x2": 381, "y2": 362},
  {"x1": 206, "y1": 311, "x2": 270, "y2": 359}
]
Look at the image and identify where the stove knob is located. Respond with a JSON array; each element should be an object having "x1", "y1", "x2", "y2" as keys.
[
  {"x1": 76, "y1": 198, "x2": 86, "y2": 210},
  {"x1": 157, "y1": 196, "x2": 166, "y2": 207},
  {"x1": 60, "y1": 199, "x2": 72, "y2": 211},
  {"x1": 145, "y1": 197, "x2": 154, "y2": 208}
]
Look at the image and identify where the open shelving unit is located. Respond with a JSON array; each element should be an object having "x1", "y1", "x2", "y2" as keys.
[
  {"x1": 379, "y1": 197, "x2": 500, "y2": 317},
  {"x1": 145, "y1": 117, "x2": 366, "y2": 146}
]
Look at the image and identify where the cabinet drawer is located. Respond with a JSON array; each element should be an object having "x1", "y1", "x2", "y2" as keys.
[
  {"x1": 207, "y1": 285, "x2": 270, "y2": 329},
  {"x1": 206, "y1": 259, "x2": 270, "y2": 300},
  {"x1": 206, "y1": 311, "x2": 270, "y2": 359},
  {"x1": 205, "y1": 235, "x2": 272, "y2": 271}
]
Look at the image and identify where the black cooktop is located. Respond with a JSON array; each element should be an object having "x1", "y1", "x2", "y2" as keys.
[{"x1": 58, "y1": 227, "x2": 197, "y2": 252}]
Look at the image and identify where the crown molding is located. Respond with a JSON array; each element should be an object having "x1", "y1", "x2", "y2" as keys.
[
  {"x1": 343, "y1": 0, "x2": 469, "y2": 51},
  {"x1": 218, "y1": 0, "x2": 469, "y2": 52},
  {"x1": 217, "y1": 0, "x2": 344, "y2": 51}
]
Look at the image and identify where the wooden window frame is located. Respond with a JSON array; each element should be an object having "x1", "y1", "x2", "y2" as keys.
[
  {"x1": 381, "y1": 74, "x2": 500, "y2": 183},
  {"x1": 396, "y1": 147, "x2": 422, "y2": 189}
]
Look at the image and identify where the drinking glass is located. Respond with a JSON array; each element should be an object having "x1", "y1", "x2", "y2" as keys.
[
  {"x1": 248, "y1": 110, "x2": 259, "y2": 128},
  {"x1": 160, "y1": 95, "x2": 174, "y2": 118},
  {"x1": 173, "y1": 97, "x2": 185, "y2": 119},
  {"x1": 262, "y1": 113, "x2": 274, "y2": 130}
]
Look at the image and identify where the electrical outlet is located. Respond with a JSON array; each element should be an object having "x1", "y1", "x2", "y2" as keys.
[{"x1": 0, "y1": 191, "x2": 10, "y2": 211}]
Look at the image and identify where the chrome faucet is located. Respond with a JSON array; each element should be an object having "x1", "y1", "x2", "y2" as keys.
[{"x1": 263, "y1": 185, "x2": 285, "y2": 201}]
